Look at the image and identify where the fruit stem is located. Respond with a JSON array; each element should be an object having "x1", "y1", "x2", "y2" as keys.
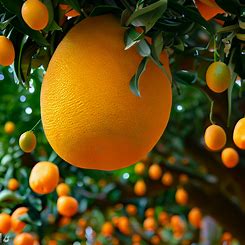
[
  {"x1": 31, "y1": 119, "x2": 41, "y2": 131},
  {"x1": 213, "y1": 35, "x2": 219, "y2": 62},
  {"x1": 209, "y1": 100, "x2": 215, "y2": 125}
]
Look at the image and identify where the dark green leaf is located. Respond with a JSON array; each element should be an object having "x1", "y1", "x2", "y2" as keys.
[
  {"x1": 152, "y1": 32, "x2": 163, "y2": 60},
  {"x1": 124, "y1": 27, "x2": 144, "y2": 50},
  {"x1": 18, "y1": 213, "x2": 42, "y2": 226},
  {"x1": 64, "y1": 0, "x2": 81, "y2": 13},
  {"x1": 0, "y1": 15, "x2": 15, "y2": 30},
  {"x1": 90, "y1": 5, "x2": 122, "y2": 16},
  {"x1": 173, "y1": 70, "x2": 198, "y2": 85},
  {"x1": 137, "y1": 39, "x2": 151, "y2": 57},
  {"x1": 130, "y1": 57, "x2": 148, "y2": 97}
]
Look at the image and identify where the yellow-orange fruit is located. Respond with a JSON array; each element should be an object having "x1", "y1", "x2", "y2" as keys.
[
  {"x1": 221, "y1": 148, "x2": 239, "y2": 168},
  {"x1": 222, "y1": 232, "x2": 232, "y2": 243},
  {"x1": 206, "y1": 62, "x2": 231, "y2": 93},
  {"x1": 21, "y1": 0, "x2": 49, "y2": 30},
  {"x1": 58, "y1": 217, "x2": 71, "y2": 227},
  {"x1": 0, "y1": 213, "x2": 11, "y2": 234},
  {"x1": 29, "y1": 161, "x2": 59, "y2": 194},
  {"x1": 13, "y1": 233, "x2": 35, "y2": 245},
  {"x1": 117, "y1": 216, "x2": 131, "y2": 235},
  {"x1": 233, "y1": 118, "x2": 245, "y2": 150},
  {"x1": 171, "y1": 215, "x2": 185, "y2": 234},
  {"x1": 175, "y1": 188, "x2": 188, "y2": 205},
  {"x1": 78, "y1": 218, "x2": 87, "y2": 228},
  {"x1": 132, "y1": 234, "x2": 141, "y2": 243},
  {"x1": 101, "y1": 222, "x2": 114, "y2": 236},
  {"x1": 196, "y1": 0, "x2": 225, "y2": 20},
  {"x1": 204, "y1": 125, "x2": 226, "y2": 151},
  {"x1": 161, "y1": 171, "x2": 173, "y2": 186},
  {"x1": 0, "y1": 36, "x2": 15, "y2": 66},
  {"x1": 148, "y1": 164, "x2": 162, "y2": 180},
  {"x1": 143, "y1": 217, "x2": 156, "y2": 231},
  {"x1": 126, "y1": 204, "x2": 137, "y2": 216},
  {"x1": 4, "y1": 121, "x2": 15, "y2": 134},
  {"x1": 11, "y1": 207, "x2": 28, "y2": 233},
  {"x1": 151, "y1": 235, "x2": 161, "y2": 245},
  {"x1": 188, "y1": 207, "x2": 202, "y2": 228},
  {"x1": 57, "y1": 196, "x2": 78, "y2": 217},
  {"x1": 145, "y1": 208, "x2": 154, "y2": 218},
  {"x1": 158, "y1": 211, "x2": 169, "y2": 226},
  {"x1": 40, "y1": 14, "x2": 172, "y2": 171},
  {"x1": 134, "y1": 162, "x2": 145, "y2": 175},
  {"x1": 19, "y1": 131, "x2": 37, "y2": 153},
  {"x1": 56, "y1": 183, "x2": 70, "y2": 197},
  {"x1": 7, "y1": 178, "x2": 19, "y2": 191},
  {"x1": 134, "y1": 179, "x2": 146, "y2": 196}
]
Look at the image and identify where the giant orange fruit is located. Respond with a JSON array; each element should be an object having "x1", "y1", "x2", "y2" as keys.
[{"x1": 41, "y1": 14, "x2": 172, "y2": 170}]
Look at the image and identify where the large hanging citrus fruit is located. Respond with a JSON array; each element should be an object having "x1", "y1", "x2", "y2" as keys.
[{"x1": 41, "y1": 14, "x2": 172, "y2": 170}]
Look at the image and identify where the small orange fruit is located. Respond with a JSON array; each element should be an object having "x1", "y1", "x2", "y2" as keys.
[
  {"x1": 8, "y1": 178, "x2": 20, "y2": 191},
  {"x1": 56, "y1": 183, "x2": 70, "y2": 197},
  {"x1": 21, "y1": 0, "x2": 49, "y2": 30},
  {"x1": 4, "y1": 121, "x2": 15, "y2": 134},
  {"x1": 145, "y1": 208, "x2": 154, "y2": 218},
  {"x1": 158, "y1": 211, "x2": 169, "y2": 226},
  {"x1": 126, "y1": 204, "x2": 137, "y2": 216},
  {"x1": 162, "y1": 171, "x2": 173, "y2": 186},
  {"x1": 233, "y1": 118, "x2": 245, "y2": 150},
  {"x1": 19, "y1": 131, "x2": 37, "y2": 153},
  {"x1": 117, "y1": 216, "x2": 131, "y2": 235},
  {"x1": 13, "y1": 232, "x2": 35, "y2": 245},
  {"x1": 204, "y1": 125, "x2": 226, "y2": 151},
  {"x1": 221, "y1": 148, "x2": 239, "y2": 168},
  {"x1": 148, "y1": 163, "x2": 162, "y2": 180},
  {"x1": 0, "y1": 37, "x2": 15, "y2": 66},
  {"x1": 206, "y1": 62, "x2": 231, "y2": 93},
  {"x1": 134, "y1": 179, "x2": 146, "y2": 196},
  {"x1": 0, "y1": 213, "x2": 11, "y2": 234},
  {"x1": 188, "y1": 207, "x2": 202, "y2": 228},
  {"x1": 58, "y1": 216, "x2": 71, "y2": 227},
  {"x1": 222, "y1": 232, "x2": 232, "y2": 243},
  {"x1": 57, "y1": 196, "x2": 78, "y2": 217},
  {"x1": 11, "y1": 207, "x2": 28, "y2": 233},
  {"x1": 29, "y1": 161, "x2": 59, "y2": 194},
  {"x1": 132, "y1": 234, "x2": 141, "y2": 243},
  {"x1": 150, "y1": 235, "x2": 161, "y2": 245},
  {"x1": 179, "y1": 174, "x2": 189, "y2": 184},
  {"x1": 134, "y1": 162, "x2": 145, "y2": 175},
  {"x1": 171, "y1": 215, "x2": 185, "y2": 234},
  {"x1": 175, "y1": 188, "x2": 188, "y2": 205},
  {"x1": 78, "y1": 218, "x2": 87, "y2": 228},
  {"x1": 101, "y1": 222, "x2": 114, "y2": 237},
  {"x1": 143, "y1": 217, "x2": 156, "y2": 231}
]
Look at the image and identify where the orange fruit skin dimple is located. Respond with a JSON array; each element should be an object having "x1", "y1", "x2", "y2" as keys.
[
  {"x1": 57, "y1": 196, "x2": 78, "y2": 217},
  {"x1": 206, "y1": 62, "x2": 231, "y2": 93},
  {"x1": 11, "y1": 207, "x2": 28, "y2": 233},
  {"x1": 233, "y1": 118, "x2": 245, "y2": 150},
  {"x1": 221, "y1": 148, "x2": 239, "y2": 168},
  {"x1": 29, "y1": 161, "x2": 59, "y2": 194},
  {"x1": 0, "y1": 36, "x2": 15, "y2": 66},
  {"x1": 13, "y1": 232, "x2": 35, "y2": 245},
  {"x1": 204, "y1": 125, "x2": 227, "y2": 151},
  {"x1": 0, "y1": 213, "x2": 11, "y2": 234},
  {"x1": 40, "y1": 14, "x2": 172, "y2": 171},
  {"x1": 21, "y1": 0, "x2": 49, "y2": 31}
]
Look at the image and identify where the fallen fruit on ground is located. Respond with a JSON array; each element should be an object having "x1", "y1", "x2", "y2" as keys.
[{"x1": 41, "y1": 14, "x2": 172, "y2": 170}]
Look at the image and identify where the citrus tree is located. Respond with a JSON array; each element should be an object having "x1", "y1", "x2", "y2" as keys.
[{"x1": 0, "y1": 0, "x2": 244, "y2": 244}]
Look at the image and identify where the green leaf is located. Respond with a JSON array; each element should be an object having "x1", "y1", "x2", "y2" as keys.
[
  {"x1": 0, "y1": 0, "x2": 22, "y2": 15},
  {"x1": 130, "y1": 57, "x2": 149, "y2": 97},
  {"x1": 173, "y1": 70, "x2": 198, "y2": 85},
  {"x1": 0, "y1": 190, "x2": 24, "y2": 203},
  {"x1": 0, "y1": 15, "x2": 16, "y2": 30},
  {"x1": 152, "y1": 32, "x2": 163, "y2": 60},
  {"x1": 137, "y1": 39, "x2": 151, "y2": 57},
  {"x1": 124, "y1": 27, "x2": 144, "y2": 50},
  {"x1": 90, "y1": 5, "x2": 122, "y2": 16},
  {"x1": 43, "y1": 0, "x2": 55, "y2": 32},
  {"x1": 215, "y1": 0, "x2": 240, "y2": 15},
  {"x1": 126, "y1": 0, "x2": 168, "y2": 32},
  {"x1": 64, "y1": 0, "x2": 81, "y2": 13},
  {"x1": 18, "y1": 213, "x2": 42, "y2": 226}
]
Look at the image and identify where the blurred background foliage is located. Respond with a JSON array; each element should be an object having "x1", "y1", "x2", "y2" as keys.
[{"x1": 0, "y1": 0, "x2": 245, "y2": 244}]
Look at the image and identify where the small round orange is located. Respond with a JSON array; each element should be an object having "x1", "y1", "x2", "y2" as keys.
[
  {"x1": 21, "y1": 0, "x2": 49, "y2": 30},
  {"x1": 132, "y1": 234, "x2": 141, "y2": 243},
  {"x1": 204, "y1": 125, "x2": 226, "y2": 151},
  {"x1": 11, "y1": 207, "x2": 28, "y2": 233},
  {"x1": 78, "y1": 218, "x2": 87, "y2": 228},
  {"x1": 4, "y1": 121, "x2": 15, "y2": 134},
  {"x1": 0, "y1": 213, "x2": 11, "y2": 234},
  {"x1": 117, "y1": 216, "x2": 131, "y2": 235},
  {"x1": 57, "y1": 196, "x2": 78, "y2": 217},
  {"x1": 233, "y1": 118, "x2": 245, "y2": 150},
  {"x1": 13, "y1": 232, "x2": 35, "y2": 245},
  {"x1": 150, "y1": 235, "x2": 161, "y2": 245},
  {"x1": 158, "y1": 211, "x2": 169, "y2": 226},
  {"x1": 206, "y1": 61, "x2": 231, "y2": 93},
  {"x1": 19, "y1": 131, "x2": 37, "y2": 153},
  {"x1": 58, "y1": 216, "x2": 71, "y2": 227},
  {"x1": 188, "y1": 207, "x2": 202, "y2": 228},
  {"x1": 8, "y1": 178, "x2": 19, "y2": 191},
  {"x1": 171, "y1": 215, "x2": 185, "y2": 233},
  {"x1": 145, "y1": 207, "x2": 154, "y2": 218},
  {"x1": 148, "y1": 164, "x2": 162, "y2": 180},
  {"x1": 143, "y1": 217, "x2": 156, "y2": 231},
  {"x1": 221, "y1": 148, "x2": 239, "y2": 168},
  {"x1": 126, "y1": 204, "x2": 137, "y2": 216},
  {"x1": 162, "y1": 171, "x2": 173, "y2": 186},
  {"x1": 29, "y1": 161, "x2": 59, "y2": 194},
  {"x1": 56, "y1": 183, "x2": 70, "y2": 197},
  {"x1": 175, "y1": 188, "x2": 188, "y2": 205},
  {"x1": 0, "y1": 36, "x2": 15, "y2": 66},
  {"x1": 179, "y1": 174, "x2": 189, "y2": 184},
  {"x1": 222, "y1": 232, "x2": 232, "y2": 243},
  {"x1": 134, "y1": 179, "x2": 146, "y2": 196},
  {"x1": 101, "y1": 222, "x2": 114, "y2": 237},
  {"x1": 134, "y1": 162, "x2": 145, "y2": 175}
]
